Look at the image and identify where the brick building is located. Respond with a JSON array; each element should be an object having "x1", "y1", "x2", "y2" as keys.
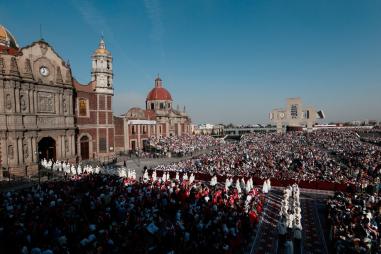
[
  {"x1": 122, "y1": 77, "x2": 192, "y2": 151},
  {"x1": 73, "y1": 37, "x2": 115, "y2": 161}
]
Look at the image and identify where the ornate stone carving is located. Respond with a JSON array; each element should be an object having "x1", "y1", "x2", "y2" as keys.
[
  {"x1": 20, "y1": 94, "x2": 27, "y2": 111},
  {"x1": 40, "y1": 42, "x2": 48, "y2": 56},
  {"x1": 8, "y1": 145, "x2": 14, "y2": 159},
  {"x1": 5, "y1": 94, "x2": 12, "y2": 110},
  {"x1": 10, "y1": 57, "x2": 19, "y2": 75},
  {"x1": 24, "y1": 59, "x2": 33, "y2": 79},
  {"x1": 63, "y1": 97, "x2": 67, "y2": 113},
  {"x1": 65, "y1": 69, "x2": 71, "y2": 84},
  {"x1": 23, "y1": 141, "x2": 29, "y2": 159},
  {"x1": 56, "y1": 66, "x2": 63, "y2": 83},
  {"x1": 37, "y1": 117, "x2": 59, "y2": 127},
  {"x1": 65, "y1": 136, "x2": 69, "y2": 152},
  {"x1": 37, "y1": 92, "x2": 55, "y2": 113},
  {"x1": 0, "y1": 57, "x2": 4, "y2": 73}
]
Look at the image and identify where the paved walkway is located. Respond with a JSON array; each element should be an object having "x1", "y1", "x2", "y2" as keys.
[
  {"x1": 250, "y1": 190, "x2": 283, "y2": 253},
  {"x1": 248, "y1": 190, "x2": 330, "y2": 254}
]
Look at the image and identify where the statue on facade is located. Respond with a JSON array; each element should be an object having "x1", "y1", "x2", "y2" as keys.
[
  {"x1": 23, "y1": 142, "x2": 29, "y2": 158},
  {"x1": 8, "y1": 145, "x2": 14, "y2": 159},
  {"x1": 63, "y1": 98, "x2": 67, "y2": 113},
  {"x1": 20, "y1": 95, "x2": 27, "y2": 111},
  {"x1": 6, "y1": 94, "x2": 11, "y2": 110},
  {"x1": 65, "y1": 137, "x2": 69, "y2": 153}
]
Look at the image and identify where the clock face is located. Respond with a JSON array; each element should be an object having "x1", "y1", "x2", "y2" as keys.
[
  {"x1": 279, "y1": 112, "x2": 285, "y2": 119},
  {"x1": 40, "y1": 66, "x2": 49, "y2": 77}
]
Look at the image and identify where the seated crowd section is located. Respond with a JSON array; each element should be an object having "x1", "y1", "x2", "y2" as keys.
[
  {"x1": 327, "y1": 190, "x2": 380, "y2": 254},
  {"x1": 152, "y1": 130, "x2": 381, "y2": 186},
  {"x1": 147, "y1": 135, "x2": 223, "y2": 157},
  {"x1": 0, "y1": 172, "x2": 264, "y2": 254}
]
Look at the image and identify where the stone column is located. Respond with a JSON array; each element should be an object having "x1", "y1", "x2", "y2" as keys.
[
  {"x1": 59, "y1": 92, "x2": 65, "y2": 115},
  {"x1": 177, "y1": 123, "x2": 181, "y2": 136},
  {"x1": 56, "y1": 93, "x2": 60, "y2": 115},
  {"x1": 29, "y1": 89, "x2": 33, "y2": 113},
  {"x1": 26, "y1": 137, "x2": 32, "y2": 164},
  {"x1": 61, "y1": 135, "x2": 65, "y2": 159},
  {"x1": 31, "y1": 137, "x2": 37, "y2": 163},
  {"x1": 34, "y1": 91, "x2": 38, "y2": 113},
  {"x1": 0, "y1": 137, "x2": 7, "y2": 180},
  {"x1": 71, "y1": 135, "x2": 75, "y2": 157},
  {"x1": 15, "y1": 88, "x2": 20, "y2": 113},
  {"x1": 0, "y1": 81, "x2": 4, "y2": 113},
  {"x1": 17, "y1": 137, "x2": 23, "y2": 165},
  {"x1": 69, "y1": 94, "x2": 73, "y2": 115}
]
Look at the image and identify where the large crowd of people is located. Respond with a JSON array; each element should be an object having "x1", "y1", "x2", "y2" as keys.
[
  {"x1": 2, "y1": 129, "x2": 381, "y2": 253},
  {"x1": 327, "y1": 190, "x2": 380, "y2": 253},
  {"x1": 151, "y1": 130, "x2": 381, "y2": 187},
  {"x1": 148, "y1": 135, "x2": 224, "y2": 157},
  {"x1": 0, "y1": 171, "x2": 264, "y2": 254}
]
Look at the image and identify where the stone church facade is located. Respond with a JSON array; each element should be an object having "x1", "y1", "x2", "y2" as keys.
[{"x1": 0, "y1": 25, "x2": 76, "y2": 176}]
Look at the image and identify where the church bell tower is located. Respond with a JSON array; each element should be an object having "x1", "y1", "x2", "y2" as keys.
[{"x1": 92, "y1": 36, "x2": 113, "y2": 95}]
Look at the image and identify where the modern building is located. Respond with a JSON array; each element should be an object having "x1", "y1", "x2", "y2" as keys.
[{"x1": 270, "y1": 97, "x2": 325, "y2": 133}]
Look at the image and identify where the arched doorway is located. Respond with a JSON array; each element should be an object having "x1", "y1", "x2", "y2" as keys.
[
  {"x1": 80, "y1": 136, "x2": 90, "y2": 160},
  {"x1": 38, "y1": 137, "x2": 56, "y2": 161}
]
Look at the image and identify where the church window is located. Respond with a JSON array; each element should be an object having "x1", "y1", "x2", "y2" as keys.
[
  {"x1": 291, "y1": 104, "x2": 298, "y2": 119},
  {"x1": 160, "y1": 103, "x2": 164, "y2": 109},
  {"x1": 99, "y1": 138, "x2": 107, "y2": 152},
  {"x1": 132, "y1": 126, "x2": 136, "y2": 134},
  {"x1": 151, "y1": 103, "x2": 154, "y2": 110},
  {"x1": 107, "y1": 61, "x2": 110, "y2": 70},
  {"x1": 79, "y1": 99, "x2": 87, "y2": 117},
  {"x1": 143, "y1": 126, "x2": 147, "y2": 134},
  {"x1": 107, "y1": 77, "x2": 110, "y2": 87}
]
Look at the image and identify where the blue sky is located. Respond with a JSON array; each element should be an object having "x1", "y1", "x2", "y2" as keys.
[{"x1": 1, "y1": 0, "x2": 381, "y2": 124}]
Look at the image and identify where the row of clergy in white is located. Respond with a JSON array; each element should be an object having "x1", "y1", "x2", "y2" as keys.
[
  {"x1": 40, "y1": 158, "x2": 137, "y2": 179},
  {"x1": 278, "y1": 184, "x2": 302, "y2": 232},
  {"x1": 41, "y1": 158, "x2": 272, "y2": 195},
  {"x1": 146, "y1": 170, "x2": 271, "y2": 195}
]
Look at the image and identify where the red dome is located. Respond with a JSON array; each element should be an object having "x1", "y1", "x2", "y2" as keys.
[{"x1": 146, "y1": 87, "x2": 173, "y2": 101}]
